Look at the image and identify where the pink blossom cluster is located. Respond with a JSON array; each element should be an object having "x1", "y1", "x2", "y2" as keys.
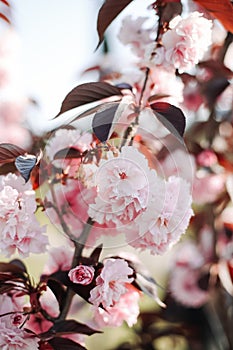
[
  {"x1": 127, "y1": 176, "x2": 193, "y2": 255},
  {"x1": 0, "y1": 318, "x2": 39, "y2": 350},
  {"x1": 87, "y1": 258, "x2": 140, "y2": 328},
  {"x1": 88, "y1": 146, "x2": 193, "y2": 255},
  {"x1": 0, "y1": 173, "x2": 47, "y2": 257},
  {"x1": 0, "y1": 294, "x2": 39, "y2": 349},
  {"x1": 118, "y1": 12, "x2": 212, "y2": 74},
  {"x1": 89, "y1": 258, "x2": 134, "y2": 308},
  {"x1": 153, "y1": 12, "x2": 213, "y2": 73}
]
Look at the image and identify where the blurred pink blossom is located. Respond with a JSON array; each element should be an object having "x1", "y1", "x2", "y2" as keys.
[
  {"x1": 45, "y1": 178, "x2": 96, "y2": 235},
  {"x1": 69, "y1": 265, "x2": 95, "y2": 285},
  {"x1": 196, "y1": 149, "x2": 218, "y2": 167},
  {"x1": 0, "y1": 173, "x2": 47, "y2": 257},
  {"x1": 169, "y1": 241, "x2": 209, "y2": 307},
  {"x1": 192, "y1": 173, "x2": 225, "y2": 205},
  {"x1": 118, "y1": 15, "x2": 155, "y2": 58},
  {"x1": 89, "y1": 259, "x2": 134, "y2": 308}
]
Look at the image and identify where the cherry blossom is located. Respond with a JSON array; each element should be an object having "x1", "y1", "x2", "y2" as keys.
[
  {"x1": 89, "y1": 259, "x2": 134, "y2": 308},
  {"x1": 92, "y1": 285, "x2": 140, "y2": 328},
  {"x1": 153, "y1": 12, "x2": 213, "y2": 73},
  {"x1": 0, "y1": 294, "x2": 25, "y2": 322},
  {"x1": 88, "y1": 146, "x2": 156, "y2": 230},
  {"x1": 68, "y1": 265, "x2": 95, "y2": 285},
  {"x1": 43, "y1": 245, "x2": 73, "y2": 274},
  {"x1": 0, "y1": 317, "x2": 39, "y2": 350},
  {"x1": 127, "y1": 176, "x2": 193, "y2": 255},
  {"x1": 0, "y1": 173, "x2": 47, "y2": 257}
]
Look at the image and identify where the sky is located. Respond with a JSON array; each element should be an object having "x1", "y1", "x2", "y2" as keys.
[{"x1": 3, "y1": 0, "x2": 153, "y2": 132}]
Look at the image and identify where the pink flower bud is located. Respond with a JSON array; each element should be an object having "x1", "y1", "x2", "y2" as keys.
[
  {"x1": 196, "y1": 149, "x2": 218, "y2": 167},
  {"x1": 68, "y1": 265, "x2": 95, "y2": 285}
]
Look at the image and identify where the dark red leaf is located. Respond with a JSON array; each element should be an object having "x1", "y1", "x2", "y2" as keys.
[
  {"x1": 97, "y1": 0, "x2": 133, "y2": 46},
  {"x1": 194, "y1": 0, "x2": 233, "y2": 33},
  {"x1": 0, "y1": 283, "x2": 17, "y2": 294},
  {"x1": 150, "y1": 102, "x2": 186, "y2": 142},
  {"x1": 53, "y1": 147, "x2": 82, "y2": 160},
  {"x1": 0, "y1": 143, "x2": 25, "y2": 164},
  {"x1": 92, "y1": 103, "x2": 120, "y2": 142},
  {"x1": 38, "y1": 341, "x2": 54, "y2": 350},
  {"x1": 0, "y1": 0, "x2": 10, "y2": 6},
  {"x1": 56, "y1": 82, "x2": 122, "y2": 117},
  {"x1": 10, "y1": 259, "x2": 27, "y2": 273},
  {"x1": 161, "y1": 2, "x2": 182, "y2": 24},
  {"x1": 46, "y1": 279, "x2": 66, "y2": 312},
  {"x1": 47, "y1": 320, "x2": 100, "y2": 336},
  {"x1": 0, "y1": 273, "x2": 26, "y2": 282},
  {"x1": 201, "y1": 76, "x2": 230, "y2": 106},
  {"x1": 89, "y1": 244, "x2": 103, "y2": 265},
  {"x1": 48, "y1": 337, "x2": 86, "y2": 350},
  {"x1": 115, "y1": 83, "x2": 133, "y2": 90},
  {"x1": 0, "y1": 262, "x2": 27, "y2": 274},
  {"x1": 0, "y1": 12, "x2": 10, "y2": 24}
]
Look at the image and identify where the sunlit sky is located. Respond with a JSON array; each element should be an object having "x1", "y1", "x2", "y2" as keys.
[{"x1": 4, "y1": 0, "x2": 153, "y2": 131}]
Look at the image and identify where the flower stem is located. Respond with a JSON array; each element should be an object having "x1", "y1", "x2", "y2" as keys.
[{"x1": 56, "y1": 217, "x2": 94, "y2": 321}]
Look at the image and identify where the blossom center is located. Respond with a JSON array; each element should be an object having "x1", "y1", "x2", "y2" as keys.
[{"x1": 119, "y1": 172, "x2": 127, "y2": 180}]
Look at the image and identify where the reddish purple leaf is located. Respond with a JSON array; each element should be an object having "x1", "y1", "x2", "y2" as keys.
[
  {"x1": 48, "y1": 337, "x2": 86, "y2": 350},
  {"x1": 201, "y1": 76, "x2": 230, "y2": 106},
  {"x1": 154, "y1": 0, "x2": 182, "y2": 24},
  {"x1": 0, "y1": 283, "x2": 17, "y2": 294},
  {"x1": 0, "y1": 0, "x2": 10, "y2": 6},
  {"x1": 0, "y1": 262, "x2": 26, "y2": 274},
  {"x1": 46, "y1": 279, "x2": 66, "y2": 312},
  {"x1": 92, "y1": 103, "x2": 120, "y2": 142},
  {"x1": 53, "y1": 147, "x2": 82, "y2": 160},
  {"x1": 194, "y1": 0, "x2": 233, "y2": 33},
  {"x1": 150, "y1": 102, "x2": 186, "y2": 142},
  {"x1": 89, "y1": 244, "x2": 103, "y2": 265},
  {"x1": 0, "y1": 12, "x2": 10, "y2": 24},
  {"x1": 40, "y1": 320, "x2": 100, "y2": 341},
  {"x1": 56, "y1": 82, "x2": 122, "y2": 117},
  {"x1": 97, "y1": 0, "x2": 133, "y2": 46},
  {"x1": 10, "y1": 259, "x2": 27, "y2": 273},
  {"x1": 49, "y1": 320, "x2": 100, "y2": 336},
  {"x1": 0, "y1": 143, "x2": 25, "y2": 164}
]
